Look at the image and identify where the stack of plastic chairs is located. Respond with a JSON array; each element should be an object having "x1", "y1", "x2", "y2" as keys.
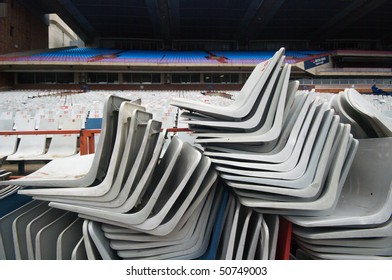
[
  {"x1": 286, "y1": 89, "x2": 392, "y2": 260},
  {"x1": 171, "y1": 47, "x2": 357, "y2": 218},
  {"x1": 329, "y1": 88, "x2": 392, "y2": 138},
  {"x1": 287, "y1": 136, "x2": 392, "y2": 260},
  {"x1": 0, "y1": 168, "x2": 17, "y2": 199},
  {"x1": 0, "y1": 95, "x2": 220, "y2": 260},
  {"x1": 170, "y1": 48, "x2": 379, "y2": 259},
  {"x1": 211, "y1": 193, "x2": 280, "y2": 260}
]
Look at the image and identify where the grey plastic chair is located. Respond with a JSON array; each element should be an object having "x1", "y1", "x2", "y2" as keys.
[
  {"x1": 293, "y1": 216, "x2": 392, "y2": 240},
  {"x1": 237, "y1": 124, "x2": 352, "y2": 215},
  {"x1": 295, "y1": 237, "x2": 392, "y2": 257},
  {"x1": 264, "y1": 214, "x2": 279, "y2": 260},
  {"x1": 170, "y1": 48, "x2": 285, "y2": 120},
  {"x1": 243, "y1": 213, "x2": 263, "y2": 260},
  {"x1": 105, "y1": 193, "x2": 206, "y2": 247},
  {"x1": 234, "y1": 208, "x2": 253, "y2": 259},
  {"x1": 87, "y1": 221, "x2": 120, "y2": 260},
  {"x1": 293, "y1": 245, "x2": 392, "y2": 260},
  {"x1": 186, "y1": 56, "x2": 285, "y2": 132},
  {"x1": 194, "y1": 64, "x2": 291, "y2": 144},
  {"x1": 50, "y1": 138, "x2": 202, "y2": 228},
  {"x1": 220, "y1": 109, "x2": 336, "y2": 186},
  {"x1": 71, "y1": 236, "x2": 88, "y2": 260},
  {"x1": 18, "y1": 103, "x2": 146, "y2": 198},
  {"x1": 286, "y1": 137, "x2": 392, "y2": 226},
  {"x1": 294, "y1": 234, "x2": 392, "y2": 248},
  {"x1": 228, "y1": 118, "x2": 351, "y2": 201},
  {"x1": 0, "y1": 185, "x2": 20, "y2": 199},
  {"x1": 74, "y1": 135, "x2": 182, "y2": 216},
  {"x1": 25, "y1": 208, "x2": 66, "y2": 259},
  {"x1": 32, "y1": 119, "x2": 162, "y2": 206},
  {"x1": 56, "y1": 217, "x2": 84, "y2": 260},
  {"x1": 106, "y1": 186, "x2": 215, "y2": 257},
  {"x1": 129, "y1": 156, "x2": 212, "y2": 232},
  {"x1": 119, "y1": 187, "x2": 220, "y2": 260},
  {"x1": 82, "y1": 219, "x2": 102, "y2": 260},
  {"x1": 329, "y1": 91, "x2": 368, "y2": 139},
  {"x1": 0, "y1": 200, "x2": 42, "y2": 260},
  {"x1": 347, "y1": 88, "x2": 392, "y2": 137},
  {"x1": 35, "y1": 211, "x2": 77, "y2": 260},
  {"x1": 211, "y1": 99, "x2": 321, "y2": 173},
  {"x1": 203, "y1": 92, "x2": 311, "y2": 162},
  {"x1": 215, "y1": 103, "x2": 331, "y2": 179},
  {"x1": 12, "y1": 202, "x2": 51, "y2": 260}
]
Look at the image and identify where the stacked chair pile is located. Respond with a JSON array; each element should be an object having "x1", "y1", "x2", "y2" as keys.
[
  {"x1": 329, "y1": 88, "x2": 392, "y2": 138},
  {"x1": 171, "y1": 48, "x2": 392, "y2": 260},
  {"x1": 0, "y1": 169, "x2": 18, "y2": 199},
  {"x1": 286, "y1": 89, "x2": 392, "y2": 260},
  {"x1": 171, "y1": 48, "x2": 357, "y2": 217},
  {"x1": 1, "y1": 48, "x2": 391, "y2": 260},
  {"x1": 0, "y1": 94, "x2": 221, "y2": 260},
  {"x1": 287, "y1": 136, "x2": 392, "y2": 260}
]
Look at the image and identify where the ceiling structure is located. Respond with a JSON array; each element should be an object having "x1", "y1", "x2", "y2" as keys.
[{"x1": 18, "y1": 0, "x2": 392, "y2": 49}]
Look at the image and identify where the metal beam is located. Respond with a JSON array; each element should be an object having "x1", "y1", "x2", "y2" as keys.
[
  {"x1": 157, "y1": 0, "x2": 172, "y2": 47},
  {"x1": 146, "y1": 0, "x2": 176, "y2": 48},
  {"x1": 235, "y1": 0, "x2": 264, "y2": 42},
  {"x1": 145, "y1": 0, "x2": 162, "y2": 39},
  {"x1": 168, "y1": 0, "x2": 180, "y2": 39},
  {"x1": 311, "y1": 0, "x2": 389, "y2": 40},
  {"x1": 246, "y1": 0, "x2": 287, "y2": 40}
]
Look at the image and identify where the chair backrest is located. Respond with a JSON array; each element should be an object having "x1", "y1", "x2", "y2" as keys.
[
  {"x1": 38, "y1": 119, "x2": 59, "y2": 131},
  {"x1": 60, "y1": 118, "x2": 82, "y2": 130},
  {"x1": 13, "y1": 118, "x2": 35, "y2": 131},
  {"x1": 0, "y1": 119, "x2": 14, "y2": 131}
]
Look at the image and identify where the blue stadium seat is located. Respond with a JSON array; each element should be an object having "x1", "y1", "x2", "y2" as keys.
[{"x1": 85, "y1": 118, "x2": 103, "y2": 129}]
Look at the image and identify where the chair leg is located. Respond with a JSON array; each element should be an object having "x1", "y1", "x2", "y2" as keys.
[{"x1": 18, "y1": 161, "x2": 25, "y2": 175}]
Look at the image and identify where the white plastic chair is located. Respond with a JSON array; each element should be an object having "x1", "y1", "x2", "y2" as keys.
[
  {"x1": 7, "y1": 118, "x2": 47, "y2": 161},
  {"x1": 1, "y1": 95, "x2": 131, "y2": 188}
]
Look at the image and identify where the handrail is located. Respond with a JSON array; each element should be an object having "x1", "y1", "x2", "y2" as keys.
[
  {"x1": 0, "y1": 130, "x2": 82, "y2": 135},
  {"x1": 0, "y1": 129, "x2": 100, "y2": 156},
  {"x1": 0, "y1": 127, "x2": 190, "y2": 155}
]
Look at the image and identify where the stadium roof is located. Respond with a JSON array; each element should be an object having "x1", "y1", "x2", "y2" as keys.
[{"x1": 20, "y1": 0, "x2": 392, "y2": 48}]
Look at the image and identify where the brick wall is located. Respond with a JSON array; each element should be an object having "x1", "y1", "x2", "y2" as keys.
[{"x1": 0, "y1": 0, "x2": 48, "y2": 55}]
